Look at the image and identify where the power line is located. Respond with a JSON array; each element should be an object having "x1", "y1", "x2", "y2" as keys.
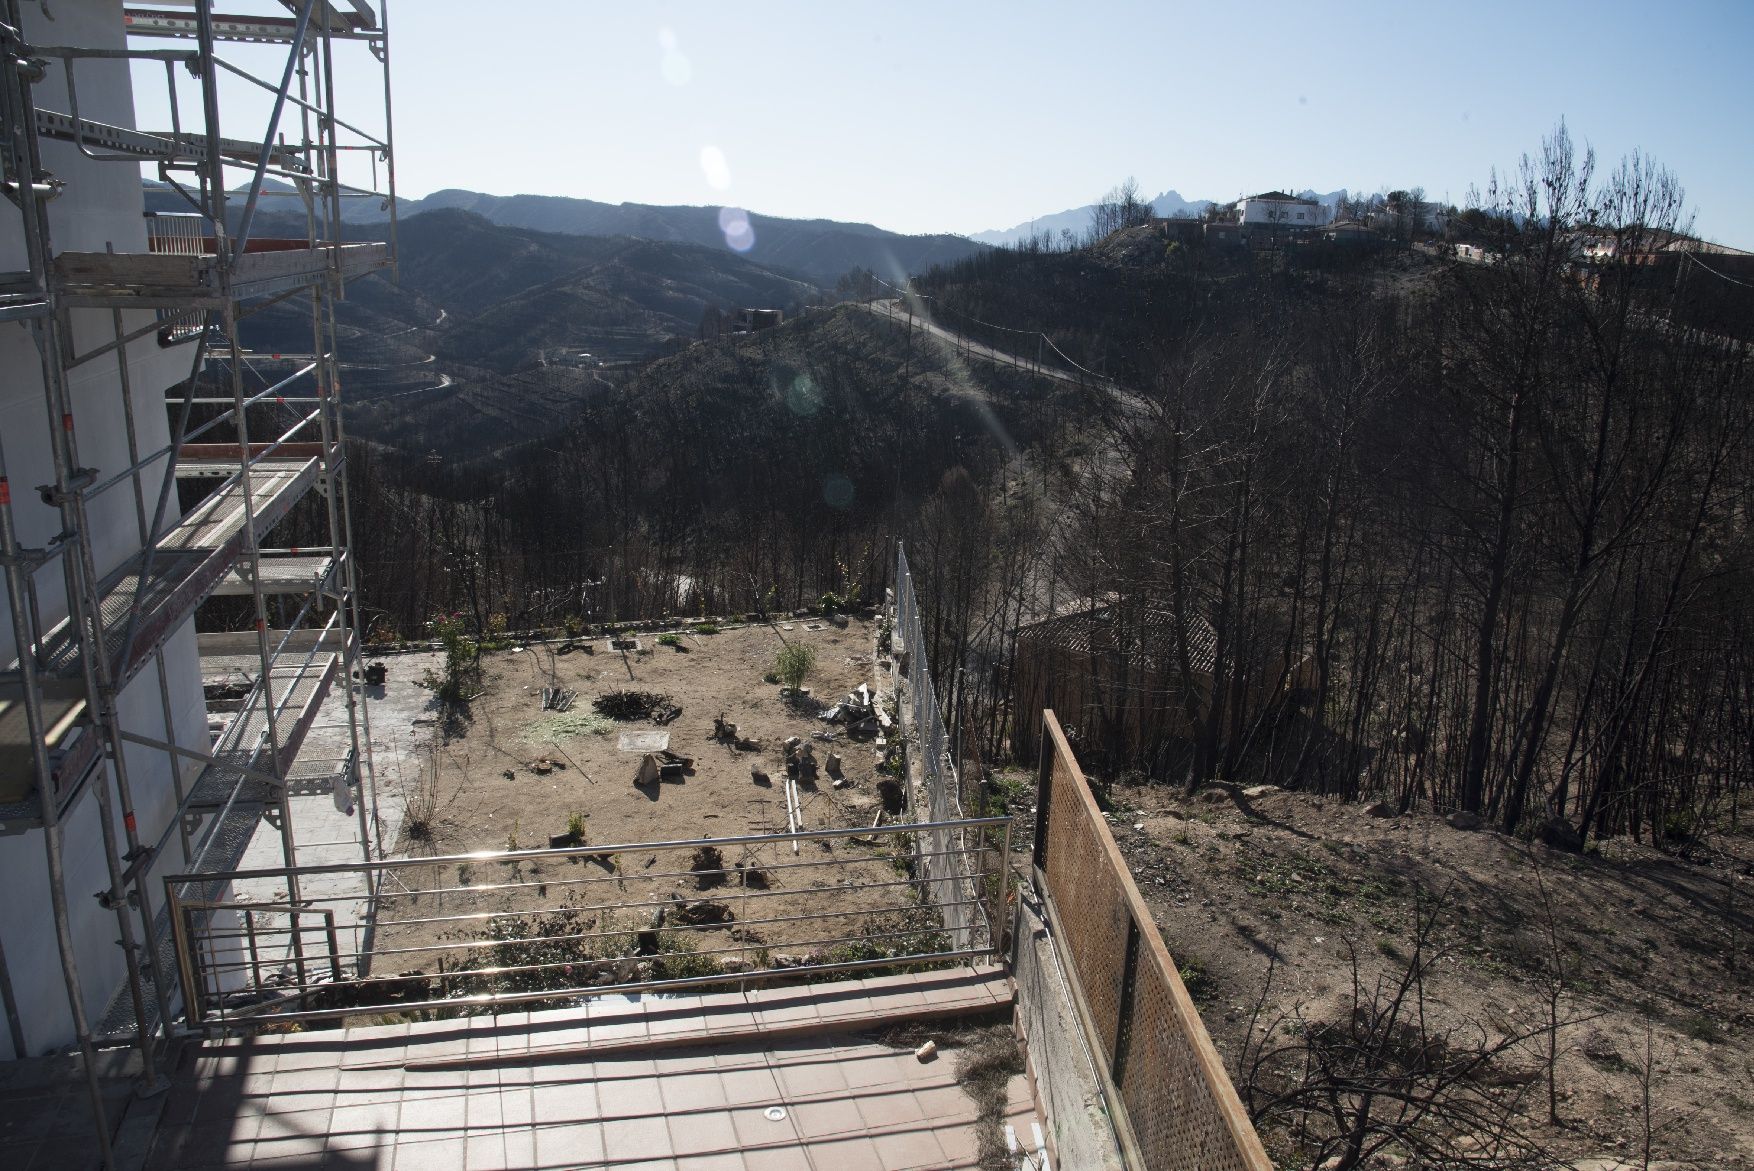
[{"x1": 1681, "y1": 248, "x2": 1754, "y2": 290}]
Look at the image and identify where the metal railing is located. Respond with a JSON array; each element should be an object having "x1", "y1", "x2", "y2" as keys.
[
  {"x1": 894, "y1": 544, "x2": 987, "y2": 954},
  {"x1": 165, "y1": 816, "x2": 1009, "y2": 1031},
  {"x1": 1033, "y1": 710, "x2": 1272, "y2": 1171}
]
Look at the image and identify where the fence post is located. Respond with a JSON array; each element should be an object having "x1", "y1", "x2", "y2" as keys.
[{"x1": 167, "y1": 886, "x2": 202, "y2": 1030}]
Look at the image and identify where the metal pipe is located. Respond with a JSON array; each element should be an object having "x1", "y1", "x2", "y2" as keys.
[
  {"x1": 378, "y1": 0, "x2": 399, "y2": 279},
  {"x1": 19, "y1": 128, "x2": 164, "y2": 1106},
  {"x1": 195, "y1": 912, "x2": 992, "y2": 984},
  {"x1": 231, "y1": 0, "x2": 314, "y2": 253},
  {"x1": 0, "y1": 927, "x2": 30, "y2": 1059},
  {"x1": 205, "y1": 865, "x2": 962, "y2": 942},
  {"x1": 166, "y1": 816, "x2": 1011, "y2": 885},
  {"x1": 0, "y1": 10, "x2": 120, "y2": 1153},
  {"x1": 211, "y1": 54, "x2": 387, "y2": 147},
  {"x1": 309, "y1": 284, "x2": 371, "y2": 863},
  {"x1": 319, "y1": 291, "x2": 382, "y2": 855},
  {"x1": 195, "y1": 948, "x2": 998, "y2": 1031}
]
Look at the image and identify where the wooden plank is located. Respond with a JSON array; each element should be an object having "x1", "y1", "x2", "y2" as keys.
[{"x1": 55, "y1": 251, "x2": 203, "y2": 285}]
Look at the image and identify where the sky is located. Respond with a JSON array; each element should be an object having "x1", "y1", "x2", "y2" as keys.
[{"x1": 151, "y1": 0, "x2": 1754, "y2": 247}]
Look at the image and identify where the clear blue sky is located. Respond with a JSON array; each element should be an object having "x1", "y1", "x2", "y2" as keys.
[{"x1": 182, "y1": 1, "x2": 1754, "y2": 246}]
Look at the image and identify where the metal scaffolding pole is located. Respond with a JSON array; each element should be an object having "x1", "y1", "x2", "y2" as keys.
[{"x1": 1, "y1": 2, "x2": 393, "y2": 1091}]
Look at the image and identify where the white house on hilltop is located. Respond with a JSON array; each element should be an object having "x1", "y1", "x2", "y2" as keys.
[{"x1": 1235, "y1": 191, "x2": 1331, "y2": 229}]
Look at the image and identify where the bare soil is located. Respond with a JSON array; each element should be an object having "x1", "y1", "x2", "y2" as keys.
[
  {"x1": 1007, "y1": 776, "x2": 1754, "y2": 1169},
  {"x1": 375, "y1": 618, "x2": 936, "y2": 978}
]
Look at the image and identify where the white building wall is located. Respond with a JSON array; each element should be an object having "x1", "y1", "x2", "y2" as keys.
[
  {"x1": 1237, "y1": 196, "x2": 1330, "y2": 228},
  {"x1": 0, "y1": 0, "x2": 209, "y2": 1058}
]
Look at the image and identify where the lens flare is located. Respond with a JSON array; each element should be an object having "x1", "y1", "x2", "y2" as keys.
[
  {"x1": 700, "y1": 145, "x2": 732, "y2": 191},
  {"x1": 822, "y1": 474, "x2": 855, "y2": 510},
  {"x1": 786, "y1": 373, "x2": 821, "y2": 417},
  {"x1": 658, "y1": 27, "x2": 691, "y2": 85},
  {"x1": 718, "y1": 205, "x2": 755, "y2": 252}
]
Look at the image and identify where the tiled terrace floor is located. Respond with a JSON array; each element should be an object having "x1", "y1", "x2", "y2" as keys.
[{"x1": 143, "y1": 967, "x2": 1031, "y2": 1170}]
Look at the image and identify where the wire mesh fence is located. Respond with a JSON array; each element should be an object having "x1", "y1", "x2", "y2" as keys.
[
  {"x1": 1033, "y1": 709, "x2": 1272, "y2": 1171},
  {"x1": 893, "y1": 543, "x2": 990, "y2": 954}
]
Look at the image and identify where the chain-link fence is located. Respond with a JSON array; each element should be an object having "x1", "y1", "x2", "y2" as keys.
[
  {"x1": 893, "y1": 543, "x2": 987, "y2": 953},
  {"x1": 1033, "y1": 709, "x2": 1273, "y2": 1171}
]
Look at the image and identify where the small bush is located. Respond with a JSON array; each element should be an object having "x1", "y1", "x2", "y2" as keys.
[
  {"x1": 694, "y1": 622, "x2": 720, "y2": 635},
  {"x1": 1177, "y1": 958, "x2": 1217, "y2": 1003},
  {"x1": 657, "y1": 633, "x2": 682, "y2": 648},
  {"x1": 424, "y1": 612, "x2": 481, "y2": 704},
  {"x1": 773, "y1": 643, "x2": 816, "y2": 690}
]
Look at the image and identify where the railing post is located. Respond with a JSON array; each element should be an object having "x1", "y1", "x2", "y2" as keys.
[
  {"x1": 324, "y1": 909, "x2": 343, "y2": 984},
  {"x1": 243, "y1": 908, "x2": 262, "y2": 990},
  {"x1": 167, "y1": 883, "x2": 203, "y2": 1030}
]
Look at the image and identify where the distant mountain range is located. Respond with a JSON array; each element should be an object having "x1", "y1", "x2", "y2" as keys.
[
  {"x1": 147, "y1": 183, "x2": 985, "y2": 287},
  {"x1": 970, "y1": 188, "x2": 1349, "y2": 246}
]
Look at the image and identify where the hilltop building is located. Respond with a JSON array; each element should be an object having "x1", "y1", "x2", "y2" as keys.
[{"x1": 1234, "y1": 190, "x2": 1331, "y2": 229}]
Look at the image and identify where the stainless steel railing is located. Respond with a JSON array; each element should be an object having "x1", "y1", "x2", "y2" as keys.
[{"x1": 165, "y1": 816, "x2": 1010, "y2": 1031}]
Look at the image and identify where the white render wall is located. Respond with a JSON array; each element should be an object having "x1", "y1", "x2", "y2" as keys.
[
  {"x1": 0, "y1": 0, "x2": 208, "y2": 1059},
  {"x1": 1237, "y1": 196, "x2": 1330, "y2": 228}
]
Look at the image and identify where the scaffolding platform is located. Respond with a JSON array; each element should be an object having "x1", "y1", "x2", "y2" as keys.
[
  {"x1": 186, "y1": 653, "x2": 339, "y2": 814},
  {"x1": 53, "y1": 240, "x2": 389, "y2": 308},
  {"x1": 0, "y1": 272, "x2": 48, "y2": 322},
  {"x1": 210, "y1": 554, "x2": 335, "y2": 597},
  {"x1": 0, "y1": 683, "x2": 99, "y2": 831},
  {"x1": 34, "y1": 107, "x2": 312, "y2": 174},
  {"x1": 0, "y1": 457, "x2": 321, "y2": 829},
  {"x1": 122, "y1": 3, "x2": 382, "y2": 44},
  {"x1": 43, "y1": 456, "x2": 320, "y2": 686}
]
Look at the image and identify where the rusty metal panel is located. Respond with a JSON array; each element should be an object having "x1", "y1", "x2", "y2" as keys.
[{"x1": 1037, "y1": 710, "x2": 1272, "y2": 1171}]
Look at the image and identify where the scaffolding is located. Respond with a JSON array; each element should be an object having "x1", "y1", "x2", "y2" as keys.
[{"x1": 0, "y1": 2, "x2": 393, "y2": 1162}]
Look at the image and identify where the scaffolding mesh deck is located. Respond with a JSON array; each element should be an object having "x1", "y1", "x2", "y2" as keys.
[{"x1": 0, "y1": 459, "x2": 320, "y2": 827}]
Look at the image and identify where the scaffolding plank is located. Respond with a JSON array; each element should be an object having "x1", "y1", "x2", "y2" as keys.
[
  {"x1": 186, "y1": 654, "x2": 339, "y2": 812},
  {"x1": 210, "y1": 554, "x2": 334, "y2": 597},
  {"x1": 53, "y1": 241, "x2": 389, "y2": 306},
  {"x1": 197, "y1": 626, "x2": 347, "y2": 660},
  {"x1": 124, "y1": 5, "x2": 379, "y2": 42},
  {"x1": 34, "y1": 107, "x2": 310, "y2": 173},
  {"x1": 0, "y1": 459, "x2": 322, "y2": 820}
]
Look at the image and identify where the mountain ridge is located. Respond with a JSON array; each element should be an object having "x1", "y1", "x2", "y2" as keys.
[{"x1": 343, "y1": 188, "x2": 986, "y2": 285}]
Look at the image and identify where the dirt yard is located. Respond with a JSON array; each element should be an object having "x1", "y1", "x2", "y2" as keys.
[
  {"x1": 370, "y1": 618, "x2": 939, "y2": 985},
  {"x1": 1016, "y1": 777, "x2": 1754, "y2": 1168}
]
